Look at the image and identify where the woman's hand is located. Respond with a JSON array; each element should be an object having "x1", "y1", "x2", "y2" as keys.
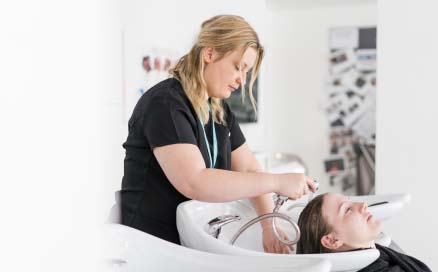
[
  {"x1": 262, "y1": 225, "x2": 294, "y2": 254},
  {"x1": 275, "y1": 173, "x2": 317, "y2": 200}
]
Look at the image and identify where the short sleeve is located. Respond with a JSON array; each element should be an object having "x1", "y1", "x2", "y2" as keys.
[
  {"x1": 143, "y1": 97, "x2": 197, "y2": 149},
  {"x1": 224, "y1": 102, "x2": 246, "y2": 151}
]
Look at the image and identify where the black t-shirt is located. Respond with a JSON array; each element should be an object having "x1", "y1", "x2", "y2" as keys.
[{"x1": 119, "y1": 78, "x2": 246, "y2": 244}]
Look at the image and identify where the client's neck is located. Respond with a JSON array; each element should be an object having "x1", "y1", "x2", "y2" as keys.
[{"x1": 338, "y1": 241, "x2": 376, "y2": 252}]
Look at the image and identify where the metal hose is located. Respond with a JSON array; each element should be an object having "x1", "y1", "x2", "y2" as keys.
[{"x1": 230, "y1": 212, "x2": 300, "y2": 246}]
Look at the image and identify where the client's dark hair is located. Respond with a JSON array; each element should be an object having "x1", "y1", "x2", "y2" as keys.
[{"x1": 296, "y1": 193, "x2": 334, "y2": 254}]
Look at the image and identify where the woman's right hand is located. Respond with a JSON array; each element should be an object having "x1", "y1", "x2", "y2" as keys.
[{"x1": 275, "y1": 173, "x2": 317, "y2": 200}]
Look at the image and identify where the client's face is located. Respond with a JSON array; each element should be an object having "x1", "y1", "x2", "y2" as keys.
[{"x1": 321, "y1": 193, "x2": 382, "y2": 251}]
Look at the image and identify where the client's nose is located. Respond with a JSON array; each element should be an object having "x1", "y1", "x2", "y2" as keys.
[
  {"x1": 359, "y1": 202, "x2": 368, "y2": 213},
  {"x1": 352, "y1": 202, "x2": 367, "y2": 213}
]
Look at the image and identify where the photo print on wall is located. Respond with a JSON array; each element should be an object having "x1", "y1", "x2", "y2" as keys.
[
  {"x1": 323, "y1": 26, "x2": 377, "y2": 195},
  {"x1": 122, "y1": 45, "x2": 180, "y2": 123}
]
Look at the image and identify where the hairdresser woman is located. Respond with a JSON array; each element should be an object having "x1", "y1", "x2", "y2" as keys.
[{"x1": 118, "y1": 15, "x2": 317, "y2": 254}]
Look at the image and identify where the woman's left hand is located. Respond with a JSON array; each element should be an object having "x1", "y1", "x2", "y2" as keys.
[{"x1": 262, "y1": 225, "x2": 294, "y2": 254}]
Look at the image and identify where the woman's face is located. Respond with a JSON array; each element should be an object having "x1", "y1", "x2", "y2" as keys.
[
  {"x1": 203, "y1": 47, "x2": 257, "y2": 99},
  {"x1": 321, "y1": 193, "x2": 382, "y2": 250}
]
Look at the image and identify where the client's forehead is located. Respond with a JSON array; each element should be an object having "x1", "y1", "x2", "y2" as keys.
[{"x1": 322, "y1": 193, "x2": 348, "y2": 217}]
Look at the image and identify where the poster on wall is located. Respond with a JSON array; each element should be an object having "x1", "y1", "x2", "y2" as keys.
[
  {"x1": 123, "y1": 45, "x2": 180, "y2": 123},
  {"x1": 329, "y1": 27, "x2": 359, "y2": 49},
  {"x1": 323, "y1": 26, "x2": 377, "y2": 195},
  {"x1": 138, "y1": 54, "x2": 174, "y2": 96}
]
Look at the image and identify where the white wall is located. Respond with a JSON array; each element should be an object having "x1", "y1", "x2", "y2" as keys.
[
  {"x1": 268, "y1": 2, "x2": 377, "y2": 192},
  {"x1": 0, "y1": 0, "x2": 119, "y2": 271},
  {"x1": 99, "y1": 0, "x2": 124, "y2": 220},
  {"x1": 377, "y1": 0, "x2": 438, "y2": 269}
]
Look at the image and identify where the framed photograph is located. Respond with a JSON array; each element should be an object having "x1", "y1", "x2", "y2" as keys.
[
  {"x1": 324, "y1": 155, "x2": 346, "y2": 174},
  {"x1": 356, "y1": 49, "x2": 377, "y2": 71},
  {"x1": 329, "y1": 49, "x2": 356, "y2": 75}
]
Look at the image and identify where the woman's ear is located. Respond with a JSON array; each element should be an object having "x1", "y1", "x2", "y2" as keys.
[
  {"x1": 203, "y1": 47, "x2": 215, "y2": 63},
  {"x1": 321, "y1": 233, "x2": 343, "y2": 251}
]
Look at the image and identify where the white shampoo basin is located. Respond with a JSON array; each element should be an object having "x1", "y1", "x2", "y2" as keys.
[{"x1": 177, "y1": 193, "x2": 409, "y2": 271}]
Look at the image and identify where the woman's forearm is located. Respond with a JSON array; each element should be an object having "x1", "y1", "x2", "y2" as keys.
[
  {"x1": 153, "y1": 144, "x2": 307, "y2": 203},
  {"x1": 190, "y1": 168, "x2": 278, "y2": 202}
]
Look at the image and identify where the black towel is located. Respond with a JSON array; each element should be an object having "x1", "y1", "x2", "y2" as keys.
[{"x1": 358, "y1": 244, "x2": 431, "y2": 272}]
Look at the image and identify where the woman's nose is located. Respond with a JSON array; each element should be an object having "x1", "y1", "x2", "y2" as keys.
[{"x1": 236, "y1": 73, "x2": 246, "y2": 87}]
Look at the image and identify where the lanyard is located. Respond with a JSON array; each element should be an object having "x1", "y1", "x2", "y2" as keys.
[{"x1": 199, "y1": 102, "x2": 217, "y2": 168}]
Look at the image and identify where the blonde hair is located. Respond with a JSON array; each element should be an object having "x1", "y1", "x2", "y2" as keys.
[{"x1": 169, "y1": 15, "x2": 264, "y2": 125}]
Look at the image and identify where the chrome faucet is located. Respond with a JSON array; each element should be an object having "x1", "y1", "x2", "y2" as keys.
[
  {"x1": 206, "y1": 215, "x2": 241, "y2": 239},
  {"x1": 273, "y1": 194, "x2": 289, "y2": 213}
]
